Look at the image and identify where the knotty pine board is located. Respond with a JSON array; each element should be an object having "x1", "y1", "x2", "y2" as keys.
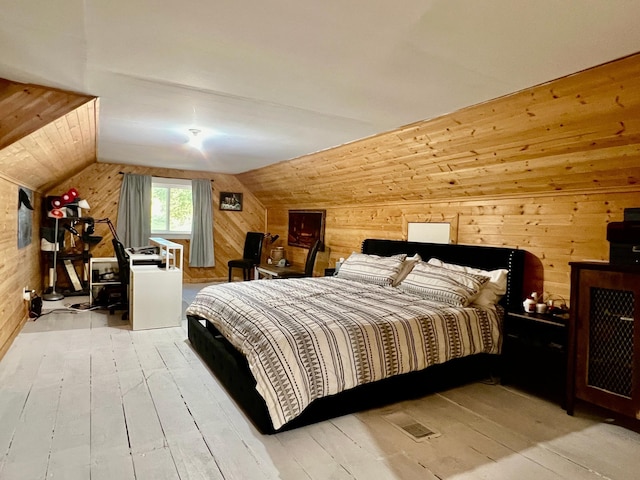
[
  {"x1": 3, "y1": 53, "x2": 640, "y2": 360},
  {"x1": 239, "y1": 54, "x2": 640, "y2": 210},
  {"x1": 0, "y1": 178, "x2": 42, "y2": 361},
  {"x1": 0, "y1": 81, "x2": 96, "y2": 359},
  {"x1": 261, "y1": 190, "x2": 638, "y2": 303},
  {"x1": 240, "y1": 54, "x2": 640, "y2": 305},
  {"x1": 0, "y1": 79, "x2": 97, "y2": 192},
  {"x1": 0, "y1": 79, "x2": 94, "y2": 152},
  {"x1": 49, "y1": 162, "x2": 267, "y2": 283}
]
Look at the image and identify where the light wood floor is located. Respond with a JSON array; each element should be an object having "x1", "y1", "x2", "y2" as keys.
[{"x1": 1, "y1": 285, "x2": 639, "y2": 480}]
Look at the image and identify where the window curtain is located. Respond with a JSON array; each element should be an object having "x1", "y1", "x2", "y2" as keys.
[
  {"x1": 116, "y1": 173, "x2": 152, "y2": 248},
  {"x1": 189, "y1": 178, "x2": 215, "y2": 267}
]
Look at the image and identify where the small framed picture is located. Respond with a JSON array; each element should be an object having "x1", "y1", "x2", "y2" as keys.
[{"x1": 219, "y1": 192, "x2": 243, "y2": 211}]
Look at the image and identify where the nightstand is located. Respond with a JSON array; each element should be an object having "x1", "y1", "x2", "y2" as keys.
[{"x1": 502, "y1": 311, "x2": 568, "y2": 404}]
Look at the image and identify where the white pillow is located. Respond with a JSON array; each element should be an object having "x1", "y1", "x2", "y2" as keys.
[
  {"x1": 397, "y1": 262, "x2": 489, "y2": 307},
  {"x1": 427, "y1": 258, "x2": 508, "y2": 307},
  {"x1": 392, "y1": 253, "x2": 422, "y2": 286},
  {"x1": 336, "y1": 252, "x2": 407, "y2": 286}
]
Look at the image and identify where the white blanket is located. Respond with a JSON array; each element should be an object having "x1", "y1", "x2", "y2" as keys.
[{"x1": 187, "y1": 277, "x2": 502, "y2": 429}]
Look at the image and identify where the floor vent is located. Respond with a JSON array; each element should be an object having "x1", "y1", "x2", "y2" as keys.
[{"x1": 383, "y1": 412, "x2": 440, "y2": 442}]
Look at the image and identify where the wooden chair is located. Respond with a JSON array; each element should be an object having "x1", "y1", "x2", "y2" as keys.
[{"x1": 228, "y1": 232, "x2": 264, "y2": 281}]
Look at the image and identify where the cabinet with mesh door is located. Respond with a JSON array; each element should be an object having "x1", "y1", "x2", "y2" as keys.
[{"x1": 566, "y1": 262, "x2": 640, "y2": 420}]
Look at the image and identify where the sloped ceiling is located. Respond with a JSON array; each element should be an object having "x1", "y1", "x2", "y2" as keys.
[
  {"x1": 239, "y1": 54, "x2": 640, "y2": 208},
  {"x1": 1, "y1": 1, "x2": 640, "y2": 174},
  {"x1": 0, "y1": 80, "x2": 97, "y2": 191}
]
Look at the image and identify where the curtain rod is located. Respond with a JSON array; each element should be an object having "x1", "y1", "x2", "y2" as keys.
[{"x1": 118, "y1": 171, "x2": 214, "y2": 181}]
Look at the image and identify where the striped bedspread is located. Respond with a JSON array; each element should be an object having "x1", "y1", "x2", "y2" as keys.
[{"x1": 186, "y1": 276, "x2": 502, "y2": 429}]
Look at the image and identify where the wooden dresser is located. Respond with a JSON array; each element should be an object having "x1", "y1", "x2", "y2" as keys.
[{"x1": 566, "y1": 261, "x2": 640, "y2": 420}]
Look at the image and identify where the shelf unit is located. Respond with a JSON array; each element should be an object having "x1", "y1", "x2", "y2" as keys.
[
  {"x1": 41, "y1": 216, "x2": 96, "y2": 296},
  {"x1": 89, "y1": 257, "x2": 121, "y2": 306},
  {"x1": 43, "y1": 251, "x2": 91, "y2": 296},
  {"x1": 149, "y1": 237, "x2": 183, "y2": 270}
]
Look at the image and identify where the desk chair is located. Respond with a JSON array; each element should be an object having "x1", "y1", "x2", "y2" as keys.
[
  {"x1": 112, "y1": 238, "x2": 130, "y2": 320},
  {"x1": 270, "y1": 238, "x2": 322, "y2": 279},
  {"x1": 228, "y1": 232, "x2": 264, "y2": 281}
]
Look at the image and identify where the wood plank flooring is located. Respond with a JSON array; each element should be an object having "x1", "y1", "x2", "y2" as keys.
[{"x1": 1, "y1": 285, "x2": 639, "y2": 479}]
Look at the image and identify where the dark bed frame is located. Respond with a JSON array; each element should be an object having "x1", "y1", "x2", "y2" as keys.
[{"x1": 187, "y1": 239, "x2": 525, "y2": 433}]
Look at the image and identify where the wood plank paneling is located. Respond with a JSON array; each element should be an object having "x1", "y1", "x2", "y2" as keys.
[
  {"x1": 239, "y1": 54, "x2": 640, "y2": 208},
  {"x1": 263, "y1": 192, "x2": 633, "y2": 302},
  {"x1": 239, "y1": 54, "x2": 640, "y2": 305},
  {"x1": 0, "y1": 79, "x2": 98, "y2": 360},
  {"x1": 0, "y1": 79, "x2": 97, "y2": 192},
  {"x1": 3, "y1": 54, "x2": 640, "y2": 359},
  {"x1": 0, "y1": 179, "x2": 42, "y2": 361},
  {"x1": 48, "y1": 163, "x2": 266, "y2": 284},
  {"x1": 0, "y1": 79, "x2": 93, "y2": 151}
]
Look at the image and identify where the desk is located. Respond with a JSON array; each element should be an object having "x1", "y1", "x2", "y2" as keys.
[
  {"x1": 126, "y1": 250, "x2": 163, "y2": 265},
  {"x1": 256, "y1": 264, "x2": 304, "y2": 279},
  {"x1": 129, "y1": 238, "x2": 183, "y2": 330}
]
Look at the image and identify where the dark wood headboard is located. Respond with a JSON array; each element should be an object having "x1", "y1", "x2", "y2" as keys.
[{"x1": 361, "y1": 239, "x2": 525, "y2": 312}]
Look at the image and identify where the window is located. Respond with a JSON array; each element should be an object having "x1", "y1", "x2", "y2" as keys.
[{"x1": 151, "y1": 177, "x2": 193, "y2": 238}]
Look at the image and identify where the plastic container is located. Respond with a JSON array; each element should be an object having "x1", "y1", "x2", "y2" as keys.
[{"x1": 523, "y1": 297, "x2": 536, "y2": 313}]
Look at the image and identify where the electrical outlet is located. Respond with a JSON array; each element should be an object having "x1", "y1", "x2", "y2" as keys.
[{"x1": 23, "y1": 288, "x2": 32, "y2": 301}]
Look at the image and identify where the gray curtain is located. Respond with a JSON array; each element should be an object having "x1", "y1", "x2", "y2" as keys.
[
  {"x1": 116, "y1": 173, "x2": 151, "y2": 247},
  {"x1": 189, "y1": 179, "x2": 215, "y2": 267}
]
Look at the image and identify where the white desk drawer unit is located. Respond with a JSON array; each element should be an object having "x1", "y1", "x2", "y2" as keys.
[{"x1": 129, "y1": 238, "x2": 183, "y2": 331}]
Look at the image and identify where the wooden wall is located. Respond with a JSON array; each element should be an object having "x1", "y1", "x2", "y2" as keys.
[
  {"x1": 239, "y1": 53, "x2": 640, "y2": 303},
  {"x1": 0, "y1": 179, "x2": 42, "y2": 360},
  {"x1": 49, "y1": 162, "x2": 266, "y2": 283},
  {"x1": 0, "y1": 79, "x2": 97, "y2": 360},
  {"x1": 0, "y1": 79, "x2": 97, "y2": 192},
  {"x1": 3, "y1": 53, "x2": 640, "y2": 361}
]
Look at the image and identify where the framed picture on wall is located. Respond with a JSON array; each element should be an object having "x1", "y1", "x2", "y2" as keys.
[
  {"x1": 219, "y1": 192, "x2": 243, "y2": 211},
  {"x1": 17, "y1": 186, "x2": 34, "y2": 249},
  {"x1": 288, "y1": 209, "x2": 325, "y2": 249}
]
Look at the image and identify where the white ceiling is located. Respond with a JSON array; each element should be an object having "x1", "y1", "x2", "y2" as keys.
[{"x1": 2, "y1": 1, "x2": 640, "y2": 174}]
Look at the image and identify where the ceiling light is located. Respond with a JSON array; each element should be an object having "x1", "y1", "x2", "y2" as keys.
[{"x1": 187, "y1": 128, "x2": 203, "y2": 149}]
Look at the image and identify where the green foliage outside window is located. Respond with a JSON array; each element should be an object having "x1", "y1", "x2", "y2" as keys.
[
  {"x1": 151, "y1": 184, "x2": 192, "y2": 234},
  {"x1": 169, "y1": 188, "x2": 192, "y2": 231}
]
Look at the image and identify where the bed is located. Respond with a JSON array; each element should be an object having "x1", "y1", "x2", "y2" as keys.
[{"x1": 187, "y1": 238, "x2": 525, "y2": 433}]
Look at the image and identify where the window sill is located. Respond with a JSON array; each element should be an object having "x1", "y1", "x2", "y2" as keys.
[{"x1": 151, "y1": 233, "x2": 190, "y2": 240}]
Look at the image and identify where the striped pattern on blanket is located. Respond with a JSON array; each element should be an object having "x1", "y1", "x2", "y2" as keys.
[{"x1": 186, "y1": 276, "x2": 502, "y2": 429}]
